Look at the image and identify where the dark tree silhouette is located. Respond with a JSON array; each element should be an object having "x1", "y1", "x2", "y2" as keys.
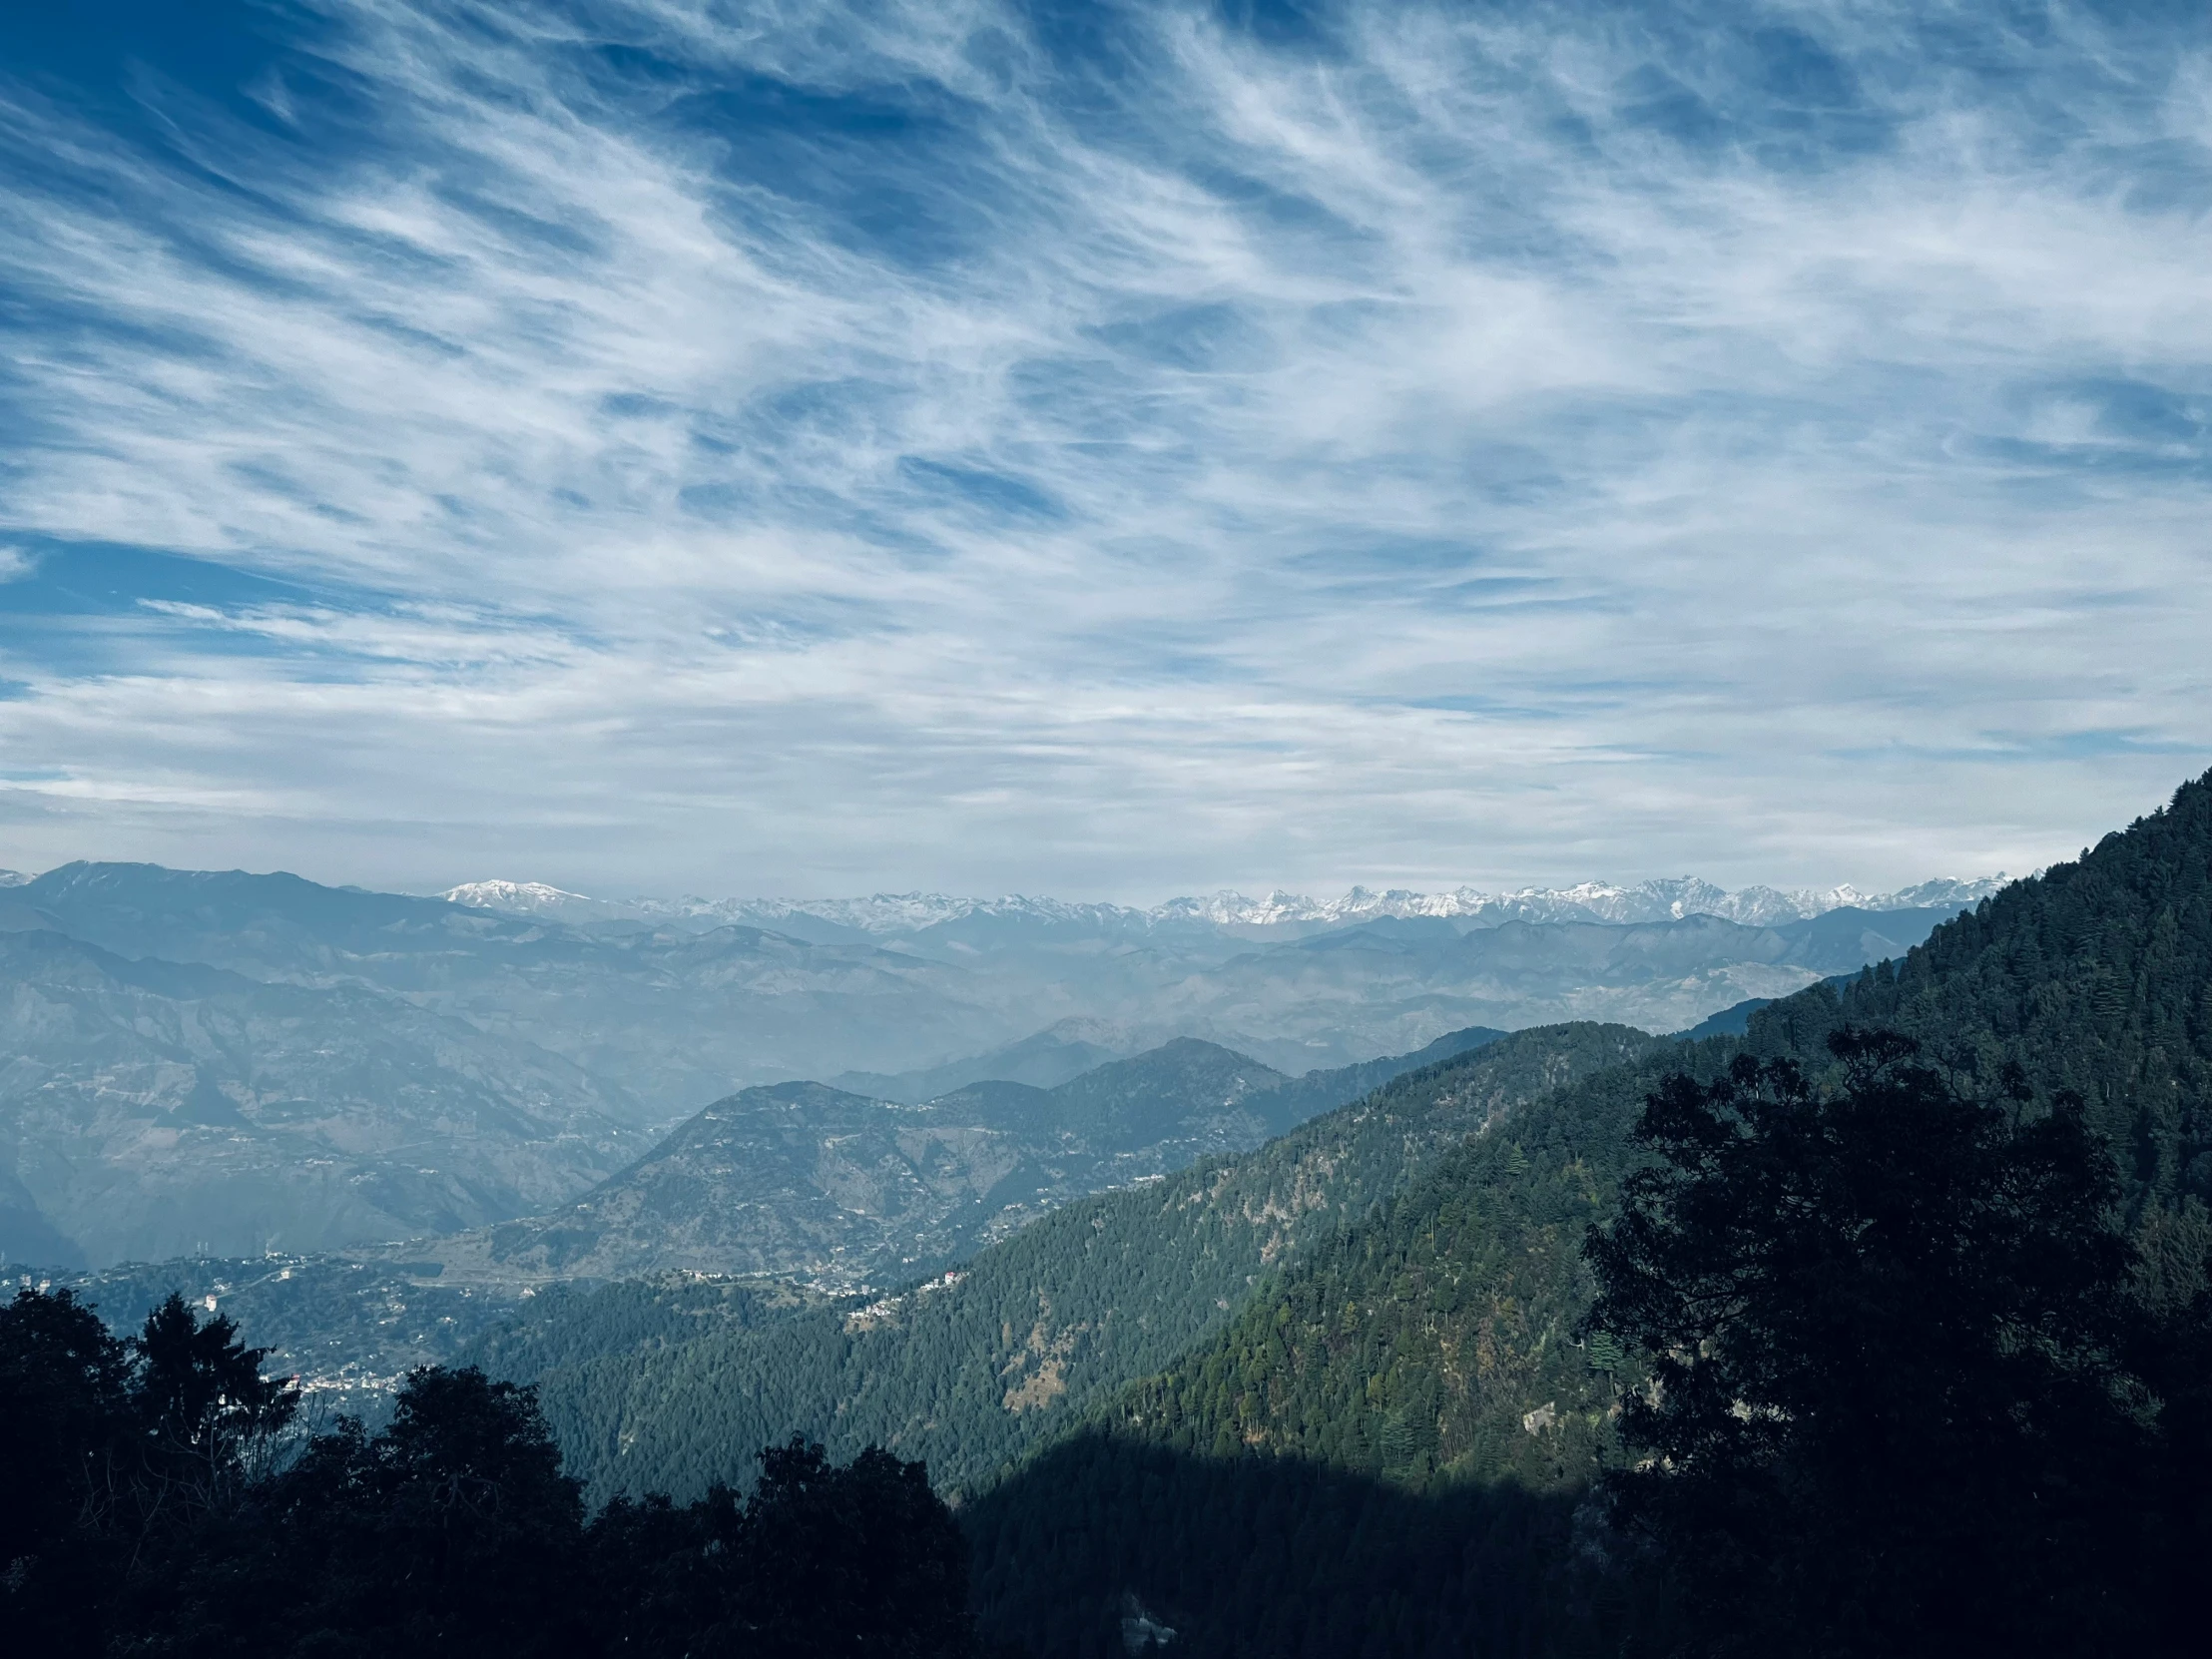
[
  {"x1": 4, "y1": 1286, "x2": 304, "y2": 1650},
  {"x1": 1584, "y1": 1030, "x2": 2163, "y2": 1657},
  {"x1": 148, "y1": 1365, "x2": 594, "y2": 1658},
  {"x1": 0, "y1": 1286, "x2": 137, "y2": 1648},
  {"x1": 133, "y1": 1291, "x2": 299, "y2": 1522},
  {"x1": 592, "y1": 1434, "x2": 977, "y2": 1658},
  {"x1": 743, "y1": 1435, "x2": 977, "y2": 1657},
  {"x1": 98, "y1": 1356, "x2": 980, "y2": 1658}
]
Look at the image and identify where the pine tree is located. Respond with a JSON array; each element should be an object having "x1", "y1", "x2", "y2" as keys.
[{"x1": 1584, "y1": 1031, "x2": 2162, "y2": 1657}]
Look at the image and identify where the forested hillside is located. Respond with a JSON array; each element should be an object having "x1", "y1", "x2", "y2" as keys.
[
  {"x1": 1768, "y1": 775, "x2": 2212, "y2": 1208},
  {"x1": 18, "y1": 1027, "x2": 1515, "y2": 1411},
  {"x1": 472, "y1": 1024, "x2": 1657, "y2": 1498},
  {"x1": 1248, "y1": 1023, "x2": 1508, "y2": 1129},
  {"x1": 21, "y1": 785, "x2": 2201, "y2": 1653},
  {"x1": 428, "y1": 1033, "x2": 1476, "y2": 1288},
  {"x1": 964, "y1": 1048, "x2": 1703, "y2": 1657},
  {"x1": 964, "y1": 772, "x2": 2212, "y2": 1657},
  {"x1": 1094, "y1": 1061, "x2": 1697, "y2": 1488}
]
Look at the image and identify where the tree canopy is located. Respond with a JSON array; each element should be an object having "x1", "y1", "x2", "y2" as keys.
[
  {"x1": 1585, "y1": 1030, "x2": 2199, "y2": 1657},
  {"x1": 0, "y1": 1288, "x2": 978, "y2": 1658}
]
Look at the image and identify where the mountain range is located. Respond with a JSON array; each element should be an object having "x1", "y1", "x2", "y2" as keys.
[
  {"x1": 415, "y1": 1027, "x2": 1503, "y2": 1289},
  {"x1": 430, "y1": 873, "x2": 1980, "y2": 1072},
  {"x1": 427, "y1": 770, "x2": 2207, "y2": 1657},
  {"x1": 0, "y1": 925, "x2": 644, "y2": 1264},
  {"x1": 17, "y1": 1023, "x2": 1514, "y2": 1405},
  {"x1": 958, "y1": 770, "x2": 2212, "y2": 1657},
  {"x1": 467, "y1": 1022, "x2": 1659, "y2": 1502},
  {"x1": 9, "y1": 774, "x2": 2205, "y2": 1657},
  {"x1": 0, "y1": 858, "x2": 1985, "y2": 1266},
  {"x1": 443, "y1": 872, "x2": 2008, "y2": 934}
]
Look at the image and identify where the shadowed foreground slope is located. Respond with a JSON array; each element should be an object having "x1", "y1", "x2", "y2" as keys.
[
  {"x1": 963, "y1": 1433, "x2": 1640, "y2": 1659},
  {"x1": 964, "y1": 771, "x2": 2212, "y2": 1658}
]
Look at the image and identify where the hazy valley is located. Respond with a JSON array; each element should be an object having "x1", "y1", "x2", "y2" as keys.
[
  {"x1": 0, "y1": 859, "x2": 1980, "y2": 1271},
  {"x1": 9, "y1": 779, "x2": 2208, "y2": 1659}
]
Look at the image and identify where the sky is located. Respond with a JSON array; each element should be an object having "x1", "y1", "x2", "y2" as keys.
[{"x1": 0, "y1": 0, "x2": 2207, "y2": 903}]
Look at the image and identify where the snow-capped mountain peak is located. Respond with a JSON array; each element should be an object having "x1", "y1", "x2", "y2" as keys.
[
  {"x1": 440, "y1": 873, "x2": 2014, "y2": 935},
  {"x1": 441, "y1": 880, "x2": 638, "y2": 924},
  {"x1": 1140, "y1": 874, "x2": 2007, "y2": 930}
]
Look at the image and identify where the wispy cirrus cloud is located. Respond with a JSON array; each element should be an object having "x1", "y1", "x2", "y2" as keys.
[{"x1": 0, "y1": 0, "x2": 2206, "y2": 897}]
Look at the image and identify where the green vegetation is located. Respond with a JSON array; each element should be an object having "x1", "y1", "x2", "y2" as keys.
[
  {"x1": 1246, "y1": 1022, "x2": 1507, "y2": 1131},
  {"x1": 472, "y1": 1023, "x2": 1658, "y2": 1499},
  {"x1": 3, "y1": 1286, "x2": 301, "y2": 1649},
  {"x1": 1586, "y1": 1032, "x2": 2196, "y2": 1655},
  {"x1": 1088, "y1": 1060, "x2": 1678, "y2": 1489},
  {"x1": 965, "y1": 1435, "x2": 1602, "y2": 1659},
  {"x1": 3, "y1": 1253, "x2": 546, "y2": 1419},
  {"x1": 1753, "y1": 775, "x2": 2212, "y2": 1209},
  {"x1": 21, "y1": 774, "x2": 2212, "y2": 1654},
  {"x1": 963, "y1": 771, "x2": 2212, "y2": 1656},
  {"x1": 0, "y1": 1290, "x2": 975, "y2": 1656},
  {"x1": 962, "y1": 1046, "x2": 1702, "y2": 1656},
  {"x1": 448, "y1": 1028, "x2": 1511, "y2": 1290},
  {"x1": 467, "y1": 1274, "x2": 826, "y2": 1381}
]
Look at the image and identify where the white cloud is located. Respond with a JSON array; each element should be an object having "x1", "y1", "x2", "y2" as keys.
[{"x1": 0, "y1": 1, "x2": 2206, "y2": 898}]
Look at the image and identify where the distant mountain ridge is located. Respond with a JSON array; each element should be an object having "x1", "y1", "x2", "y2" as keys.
[
  {"x1": 0, "y1": 860, "x2": 1008, "y2": 1117},
  {"x1": 0, "y1": 859, "x2": 1982, "y2": 1267},
  {"x1": 829, "y1": 1018, "x2": 1144, "y2": 1102},
  {"x1": 440, "y1": 872, "x2": 2009, "y2": 934},
  {"x1": 23, "y1": 1023, "x2": 1515, "y2": 1410},
  {"x1": 0, "y1": 925, "x2": 644, "y2": 1264},
  {"x1": 0, "y1": 862, "x2": 1983, "y2": 1112},
  {"x1": 413, "y1": 1029, "x2": 1505, "y2": 1290},
  {"x1": 472, "y1": 1023, "x2": 1654, "y2": 1502}
]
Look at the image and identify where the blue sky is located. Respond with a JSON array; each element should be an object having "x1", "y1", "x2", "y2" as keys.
[{"x1": 1, "y1": 0, "x2": 2207, "y2": 900}]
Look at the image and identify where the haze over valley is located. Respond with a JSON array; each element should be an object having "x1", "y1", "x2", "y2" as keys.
[
  {"x1": 0, "y1": 856, "x2": 1989, "y2": 1269},
  {"x1": 4, "y1": 3, "x2": 2207, "y2": 1654}
]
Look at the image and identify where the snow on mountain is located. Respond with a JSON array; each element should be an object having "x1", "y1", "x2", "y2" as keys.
[
  {"x1": 1152, "y1": 873, "x2": 2009, "y2": 929},
  {"x1": 440, "y1": 880, "x2": 638, "y2": 924},
  {"x1": 444, "y1": 873, "x2": 2013, "y2": 934},
  {"x1": 0, "y1": 868, "x2": 29, "y2": 888},
  {"x1": 1881, "y1": 876, "x2": 2013, "y2": 910}
]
